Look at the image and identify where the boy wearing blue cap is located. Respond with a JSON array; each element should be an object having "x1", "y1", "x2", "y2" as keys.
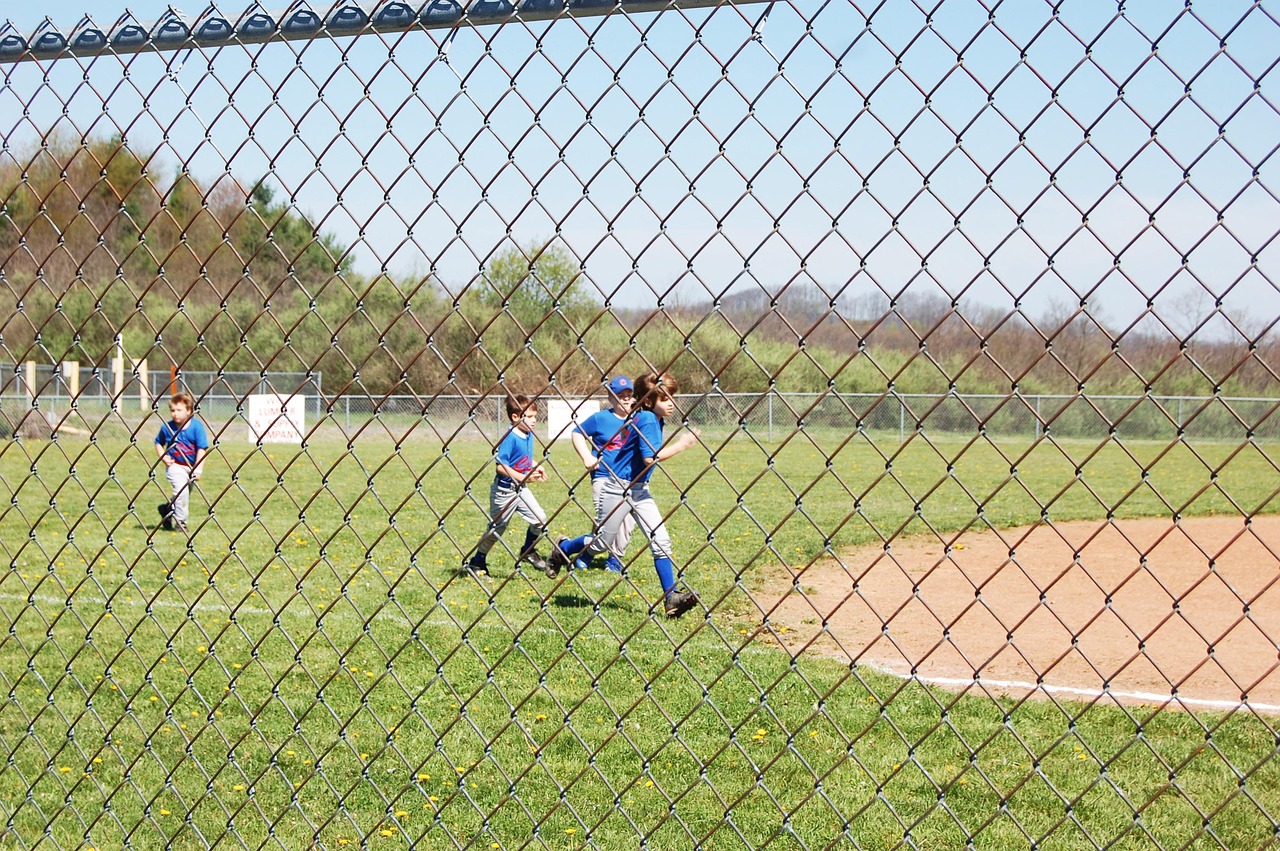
[
  {"x1": 550, "y1": 375, "x2": 637, "y2": 573},
  {"x1": 464, "y1": 394, "x2": 555, "y2": 578},
  {"x1": 593, "y1": 371, "x2": 701, "y2": 618}
]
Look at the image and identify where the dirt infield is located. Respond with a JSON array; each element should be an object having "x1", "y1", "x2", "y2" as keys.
[{"x1": 755, "y1": 516, "x2": 1280, "y2": 711}]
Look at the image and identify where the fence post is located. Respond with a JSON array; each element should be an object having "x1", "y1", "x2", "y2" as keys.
[
  {"x1": 136, "y1": 358, "x2": 149, "y2": 410},
  {"x1": 899, "y1": 394, "x2": 905, "y2": 442},
  {"x1": 112, "y1": 335, "x2": 124, "y2": 412},
  {"x1": 768, "y1": 391, "x2": 773, "y2": 442},
  {"x1": 23, "y1": 361, "x2": 35, "y2": 408}
]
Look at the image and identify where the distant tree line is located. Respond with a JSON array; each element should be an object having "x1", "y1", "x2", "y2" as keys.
[{"x1": 3, "y1": 134, "x2": 1275, "y2": 399}]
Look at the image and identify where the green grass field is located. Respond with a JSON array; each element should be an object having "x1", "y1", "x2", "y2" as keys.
[{"x1": 2, "y1": 430, "x2": 1278, "y2": 849}]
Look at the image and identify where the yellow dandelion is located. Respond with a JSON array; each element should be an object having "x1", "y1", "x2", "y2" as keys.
[
  {"x1": 160, "y1": 809, "x2": 170, "y2": 816},
  {"x1": 396, "y1": 810, "x2": 408, "y2": 817},
  {"x1": 233, "y1": 784, "x2": 245, "y2": 792},
  {"x1": 59, "y1": 766, "x2": 71, "y2": 773}
]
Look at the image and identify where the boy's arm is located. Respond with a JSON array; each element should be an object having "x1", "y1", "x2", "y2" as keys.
[
  {"x1": 646, "y1": 427, "x2": 702, "y2": 466},
  {"x1": 571, "y1": 431, "x2": 599, "y2": 470},
  {"x1": 496, "y1": 462, "x2": 539, "y2": 484},
  {"x1": 155, "y1": 431, "x2": 173, "y2": 464},
  {"x1": 192, "y1": 422, "x2": 211, "y2": 477}
]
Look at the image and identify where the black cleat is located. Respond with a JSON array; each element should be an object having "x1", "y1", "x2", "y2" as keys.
[
  {"x1": 461, "y1": 560, "x2": 488, "y2": 578},
  {"x1": 663, "y1": 589, "x2": 700, "y2": 619},
  {"x1": 158, "y1": 502, "x2": 174, "y2": 531}
]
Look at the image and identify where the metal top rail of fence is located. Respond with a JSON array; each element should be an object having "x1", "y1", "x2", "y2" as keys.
[{"x1": 2, "y1": 0, "x2": 1279, "y2": 849}]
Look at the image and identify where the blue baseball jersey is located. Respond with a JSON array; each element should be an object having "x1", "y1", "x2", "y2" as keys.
[
  {"x1": 155, "y1": 418, "x2": 210, "y2": 466},
  {"x1": 495, "y1": 428, "x2": 536, "y2": 485},
  {"x1": 623, "y1": 410, "x2": 664, "y2": 485},
  {"x1": 573, "y1": 410, "x2": 633, "y2": 479}
]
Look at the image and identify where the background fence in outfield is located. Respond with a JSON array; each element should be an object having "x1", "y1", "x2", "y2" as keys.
[
  {"x1": 2, "y1": 1, "x2": 1279, "y2": 849},
  {"x1": 5, "y1": 366, "x2": 1280, "y2": 444}
]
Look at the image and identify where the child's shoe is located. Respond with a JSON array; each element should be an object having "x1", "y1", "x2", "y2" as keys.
[
  {"x1": 522, "y1": 550, "x2": 554, "y2": 578},
  {"x1": 461, "y1": 558, "x2": 488, "y2": 578},
  {"x1": 158, "y1": 502, "x2": 174, "y2": 531},
  {"x1": 663, "y1": 589, "x2": 700, "y2": 618},
  {"x1": 546, "y1": 542, "x2": 572, "y2": 577}
]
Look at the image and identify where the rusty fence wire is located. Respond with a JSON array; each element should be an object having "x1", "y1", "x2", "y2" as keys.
[{"x1": 2, "y1": 0, "x2": 1279, "y2": 848}]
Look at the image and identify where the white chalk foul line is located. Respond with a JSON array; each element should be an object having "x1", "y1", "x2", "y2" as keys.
[{"x1": 864, "y1": 663, "x2": 1280, "y2": 714}]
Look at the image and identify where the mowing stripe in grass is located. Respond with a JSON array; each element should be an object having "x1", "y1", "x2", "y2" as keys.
[{"x1": 6, "y1": 588, "x2": 1268, "y2": 715}]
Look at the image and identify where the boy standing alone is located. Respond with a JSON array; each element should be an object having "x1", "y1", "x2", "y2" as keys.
[
  {"x1": 155, "y1": 392, "x2": 210, "y2": 535},
  {"x1": 464, "y1": 394, "x2": 556, "y2": 578}
]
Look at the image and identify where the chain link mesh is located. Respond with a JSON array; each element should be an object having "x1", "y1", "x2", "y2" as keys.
[{"x1": 2, "y1": 0, "x2": 1279, "y2": 848}]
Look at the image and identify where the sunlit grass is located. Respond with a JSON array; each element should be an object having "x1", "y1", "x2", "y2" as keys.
[{"x1": 1, "y1": 431, "x2": 1277, "y2": 848}]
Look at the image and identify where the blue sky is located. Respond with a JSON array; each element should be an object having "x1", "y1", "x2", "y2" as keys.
[{"x1": 2, "y1": 1, "x2": 1277, "y2": 341}]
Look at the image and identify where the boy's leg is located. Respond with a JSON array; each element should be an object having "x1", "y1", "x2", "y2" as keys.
[
  {"x1": 630, "y1": 486, "x2": 698, "y2": 618},
  {"x1": 510, "y1": 489, "x2": 553, "y2": 575},
  {"x1": 470, "y1": 480, "x2": 518, "y2": 573},
  {"x1": 166, "y1": 464, "x2": 192, "y2": 530},
  {"x1": 589, "y1": 477, "x2": 633, "y2": 565},
  {"x1": 585, "y1": 477, "x2": 636, "y2": 569}
]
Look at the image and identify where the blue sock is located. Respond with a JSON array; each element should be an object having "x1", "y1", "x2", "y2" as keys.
[
  {"x1": 560, "y1": 534, "x2": 592, "y2": 557},
  {"x1": 522, "y1": 527, "x2": 542, "y2": 555},
  {"x1": 605, "y1": 556, "x2": 624, "y2": 573},
  {"x1": 654, "y1": 557, "x2": 676, "y2": 595}
]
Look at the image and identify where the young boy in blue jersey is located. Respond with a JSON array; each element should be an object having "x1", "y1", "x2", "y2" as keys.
[
  {"x1": 550, "y1": 375, "x2": 637, "y2": 573},
  {"x1": 464, "y1": 394, "x2": 555, "y2": 578},
  {"x1": 154, "y1": 392, "x2": 210, "y2": 536},
  {"x1": 576, "y1": 372, "x2": 702, "y2": 618}
]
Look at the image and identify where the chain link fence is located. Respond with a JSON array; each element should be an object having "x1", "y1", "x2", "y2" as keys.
[{"x1": 2, "y1": 0, "x2": 1279, "y2": 848}]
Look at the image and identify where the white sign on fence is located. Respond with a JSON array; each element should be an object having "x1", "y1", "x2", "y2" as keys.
[
  {"x1": 247, "y1": 394, "x2": 306, "y2": 444},
  {"x1": 546, "y1": 398, "x2": 599, "y2": 441}
]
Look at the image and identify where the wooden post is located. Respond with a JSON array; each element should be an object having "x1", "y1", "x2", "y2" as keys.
[
  {"x1": 64, "y1": 361, "x2": 80, "y2": 399},
  {"x1": 169, "y1": 363, "x2": 178, "y2": 398},
  {"x1": 112, "y1": 336, "x2": 124, "y2": 412},
  {"x1": 137, "y1": 357, "x2": 149, "y2": 410},
  {"x1": 23, "y1": 360, "x2": 36, "y2": 406}
]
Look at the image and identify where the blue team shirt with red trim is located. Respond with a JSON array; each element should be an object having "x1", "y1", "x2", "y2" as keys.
[
  {"x1": 495, "y1": 428, "x2": 536, "y2": 485},
  {"x1": 573, "y1": 410, "x2": 633, "y2": 480},
  {"x1": 622, "y1": 410, "x2": 664, "y2": 485},
  {"x1": 155, "y1": 418, "x2": 210, "y2": 466}
]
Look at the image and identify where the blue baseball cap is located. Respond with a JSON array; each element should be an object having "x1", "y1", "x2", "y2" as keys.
[{"x1": 608, "y1": 376, "x2": 632, "y2": 394}]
